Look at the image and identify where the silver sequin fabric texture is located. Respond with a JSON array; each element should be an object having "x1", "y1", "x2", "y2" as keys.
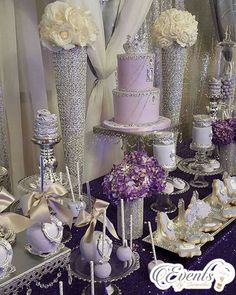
[
  {"x1": 161, "y1": 44, "x2": 186, "y2": 125},
  {"x1": 219, "y1": 143, "x2": 236, "y2": 175},
  {"x1": 52, "y1": 46, "x2": 87, "y2": 178},
  {"x1": 117, "y1": 198, "x2": 144, "y2": 240},
  {"x1": 0, "y1": 86, "x2": 9, "y2": 169}
]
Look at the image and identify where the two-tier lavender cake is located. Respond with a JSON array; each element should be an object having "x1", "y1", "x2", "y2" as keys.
[{"x1": 104, "y1": 35, "x2": 171, "y2": 132}]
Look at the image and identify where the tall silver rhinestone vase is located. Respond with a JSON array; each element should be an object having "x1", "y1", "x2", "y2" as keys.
[
  {"x1": 52, "y1": 46, "x2": 87, "y2": 178},
  {"x1": 161, "y1": 43, "x2": 186, "y2": 125},
  {"x1": 219, "y1": 143, "x2": 236, "y2": 175},
  {"x1": 117, "y1": 198, "x2": 144, "y2": 240}
]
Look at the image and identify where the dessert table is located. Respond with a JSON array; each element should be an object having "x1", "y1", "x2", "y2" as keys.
[{"x1": 16, "y1": 145, "x2": 236, "y2": 295}]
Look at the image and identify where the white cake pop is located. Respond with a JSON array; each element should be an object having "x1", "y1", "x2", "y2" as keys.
[{"x1": 148, "y1": 260, "x2": 164, "y2": 273}]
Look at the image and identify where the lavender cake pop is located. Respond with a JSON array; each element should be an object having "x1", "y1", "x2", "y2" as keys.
[
  {"x1": 80, "y1": 231, "x2": 113, "y2": 264},
  {"x1": 116, "y1": 239, "x2": 132, "y2": 262},
  {"x1": 26, "y1": 215, "x2": 63, "y2": 254},
  {"x1": 94, "y1": 262, "x2": 112, "y2": 279}
]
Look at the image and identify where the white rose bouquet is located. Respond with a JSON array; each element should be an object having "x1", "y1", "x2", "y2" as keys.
[
  {"x1": 152, "y1": 8, "x2": 198, "y2": 48},
  {"x1": 39, "y1": 0, "x2": 98, "y2": 51}
]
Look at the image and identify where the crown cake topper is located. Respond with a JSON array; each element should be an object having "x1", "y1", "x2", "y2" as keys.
[{"x1": 123, "y1": 34, "x2": 149, "y2": 54}]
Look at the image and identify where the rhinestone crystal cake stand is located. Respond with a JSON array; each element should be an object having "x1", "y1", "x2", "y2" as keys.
[
  {"x1": 70, "y1": 244, "x2": 140, "y2": 295},
  {"x1": 150, "y1": 177, "x2": 190, "y2": 213},
  {"x1": 178, "y1": 144, "x2": 223, "y2": 188}
]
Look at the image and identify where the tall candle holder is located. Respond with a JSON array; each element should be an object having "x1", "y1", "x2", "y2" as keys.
[
  {"x1": 18, "y1": 109, "x2": 77, "y2": 193},
  {"x1": 178, "y1": 114, "x2": 222, "y2": 188},
  {"x1": 151, "y1": 131, "x2": 190, "y2": 213}
]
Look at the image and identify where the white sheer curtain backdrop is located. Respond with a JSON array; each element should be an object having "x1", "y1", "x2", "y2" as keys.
[
  {"x1": 0, "y1": 0, "x2": 25, "y2": 193},
  {"x1": 77, "y1": 0, "x2": 153, "y2": 181}
]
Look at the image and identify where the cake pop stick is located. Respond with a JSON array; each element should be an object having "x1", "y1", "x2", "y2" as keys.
[
  {"x1": 120, "y1": 199, "x2": 125, "y2": 246},
  {"x1": 90, "y1": 261, "x2": 95, "y2": 295},
  {"x1": 40, "y1": 155, "x2": 44, "y2": 192},
  {"x1": 59, "y1": 281, "x2": 63, "y2": 295},
  {"x1": 66, "y1": 166, "x2": 75, "y2": 202},
  {"x1": 102, "y1": 209, "x2": 106, "y2": 259},
  {"x1": 86, "y1": 181, "x2": 92, "y2": 212},
  {"x1": 76, "y1": 162, "x2": 82, "y2": 201},
  {"x1": 148, "y1": 221, "x2": 157, "y2": 264},
  {"x1": 130, "y1": 214, "x2": 133, "y2": 250},
  {"x1": 59, "y1": 172, "x2": 63, "y2": 185}
]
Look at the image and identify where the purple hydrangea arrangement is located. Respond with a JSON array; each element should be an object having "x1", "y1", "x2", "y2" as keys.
[
  {"x1": 102, "y1": 151, "x2": 166, "y2": 204},
  {"x1": 212, "y1": 119, "x2": 235, "y2": 145}
]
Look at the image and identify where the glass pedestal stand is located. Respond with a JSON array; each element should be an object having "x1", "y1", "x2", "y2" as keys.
[
  {"x1": 178, "y1": 144, "x2": 223, "y2": 188},
  {"x1": 150, "y1": 176, "x2": 190, "y2": 213},
  {"x1": 70, "y1": 244, "x2": 140, "y2": 295}
]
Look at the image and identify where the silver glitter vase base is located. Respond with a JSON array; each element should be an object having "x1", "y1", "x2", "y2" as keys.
[
  {"x1": 117, "y1": 198, "x2": 144, "y2": 240},
  {"x1": 53, "y1": 46, "x2": 87, "y2": 177},
  {"x1": 219, "y1": 143, "x2": 236, "y2": 175},
  {"x1": 161, "y1": 44, "x2": 186, "y2": 125}
]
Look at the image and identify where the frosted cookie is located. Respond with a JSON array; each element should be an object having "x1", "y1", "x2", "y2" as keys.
[
  {"x1": 200, "y1": 221, "x2": 222, "y2": 232},
  {"x1": 176, "y1": 242, "x2": 201, "y2": 258},
  {"x1": 222, "y1": 207, "x2": 236, "y2": 219},
  {"x1": 159, "y1": 212, "x2": 176, "y2": 240},
  {"x1": 185, "y1": 200, "x2": 211, "y2": 226},
  {"x1": 184, "y1": 232, "x2": 214, "y2": 244},
  {"x1": 209, "y1": 159, "x2": 220, "y2": 170},
  {"x1": 163, "y1": 182, "x2": 174, "y2": 194},
  {"x1": 224, "y1": 176, "x2": 236, "y2": 197},
  {"x1": 212, "y1": 179, "x2": 229, "y2": 204},
  {"x1": 173, "y1": 178, "x2": 185, "y2": 190}
]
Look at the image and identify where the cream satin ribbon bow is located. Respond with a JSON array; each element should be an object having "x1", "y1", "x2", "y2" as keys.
[
  {"x1": 75, "y1": 198, "x2": 119, "y2": 243},
  {"x1": 0, "y1": 187, "x2": 33, "y2": 233},
  {"x1": 20, "y1": 182, "x2": 73, "y2": 228}
]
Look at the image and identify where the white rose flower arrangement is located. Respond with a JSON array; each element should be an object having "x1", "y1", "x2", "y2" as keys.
[
  {"x1": 39, "y1": 0, "x2": 98, "y2": 51},
  {"x1": 152, "y1": 8, "x2": 198, "y2": 48}
]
